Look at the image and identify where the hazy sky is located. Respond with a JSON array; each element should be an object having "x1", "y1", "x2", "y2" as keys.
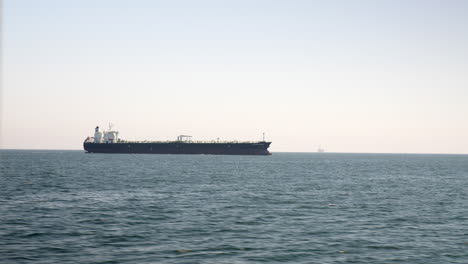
[{"x1": 2, "y1": 0, "x2": 468, "y2": 153}]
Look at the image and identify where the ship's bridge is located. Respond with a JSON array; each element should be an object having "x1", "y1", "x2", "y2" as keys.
[{"x1": 85, "y1": 125, "x2": 119, "y2": 143}]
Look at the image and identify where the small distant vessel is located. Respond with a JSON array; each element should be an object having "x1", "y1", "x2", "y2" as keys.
[
  {"x1": 317, "y1": 145, "x2": 325, "y2": 153},
  {"x1": 83, "y1": 125, "x2": 272, "y2": 155}
]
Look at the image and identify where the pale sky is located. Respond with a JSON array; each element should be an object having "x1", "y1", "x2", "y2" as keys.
[{"x1": 2, "y1": 0, "x2": 468, "y2": 153}]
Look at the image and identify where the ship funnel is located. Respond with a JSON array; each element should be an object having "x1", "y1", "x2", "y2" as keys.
[{"x1": 94, "y1": 126, "x2": 103, "y2": 143}]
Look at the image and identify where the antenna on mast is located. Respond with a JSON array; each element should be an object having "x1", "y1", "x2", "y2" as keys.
[{"x1": 263, "y1": 132, "x2": 265, "y2": 142}]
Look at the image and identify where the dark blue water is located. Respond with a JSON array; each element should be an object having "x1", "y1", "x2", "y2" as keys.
[{"x1": 1, "y1": 150, "x2": 467, "y2": 263}]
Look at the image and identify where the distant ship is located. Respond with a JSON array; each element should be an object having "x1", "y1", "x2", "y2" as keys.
[
  {"x1": 83, "y1": 126, "x2": 272, "y2": 155},
  {"x1": 317, "y1": 145, "x2": 325, "y2": 153}
]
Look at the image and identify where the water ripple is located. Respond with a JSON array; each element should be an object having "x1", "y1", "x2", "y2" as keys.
[{"x1": 1, "y1": 150, "x2": 467, "y2": 263}]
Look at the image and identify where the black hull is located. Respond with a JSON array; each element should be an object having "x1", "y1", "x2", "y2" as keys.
[{"x1": 83, "y1": 142, "x2": 272, "y2": 155}]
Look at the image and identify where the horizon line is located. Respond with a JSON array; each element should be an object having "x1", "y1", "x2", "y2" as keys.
[{"x1": 0, "y1": 148, "x2": 467, "y2": 155}]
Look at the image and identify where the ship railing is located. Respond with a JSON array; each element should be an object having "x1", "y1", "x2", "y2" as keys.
[{"x1": 115, "y1": 140, "x2": 265, "y2": 144}]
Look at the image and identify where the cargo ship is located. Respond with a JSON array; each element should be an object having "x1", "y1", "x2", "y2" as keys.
[{"x1": 83, "y1": 126, "x2": 272, "y2": 155}]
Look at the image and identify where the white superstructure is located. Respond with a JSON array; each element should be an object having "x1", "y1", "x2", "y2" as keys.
[
  {"x1": 103, "y1": 130, "x2": 119, "y2": 143},
  {"x1": 93, "y1": 126, "x2": 103, "y2": 143},
  {"x1": 88, "y1": 125, "x2": 119, "y2": 143}
]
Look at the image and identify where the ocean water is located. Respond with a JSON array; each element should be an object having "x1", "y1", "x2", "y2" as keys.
[{"x1": 0, "y1": 150, "x2": 467, "y2": 264}]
